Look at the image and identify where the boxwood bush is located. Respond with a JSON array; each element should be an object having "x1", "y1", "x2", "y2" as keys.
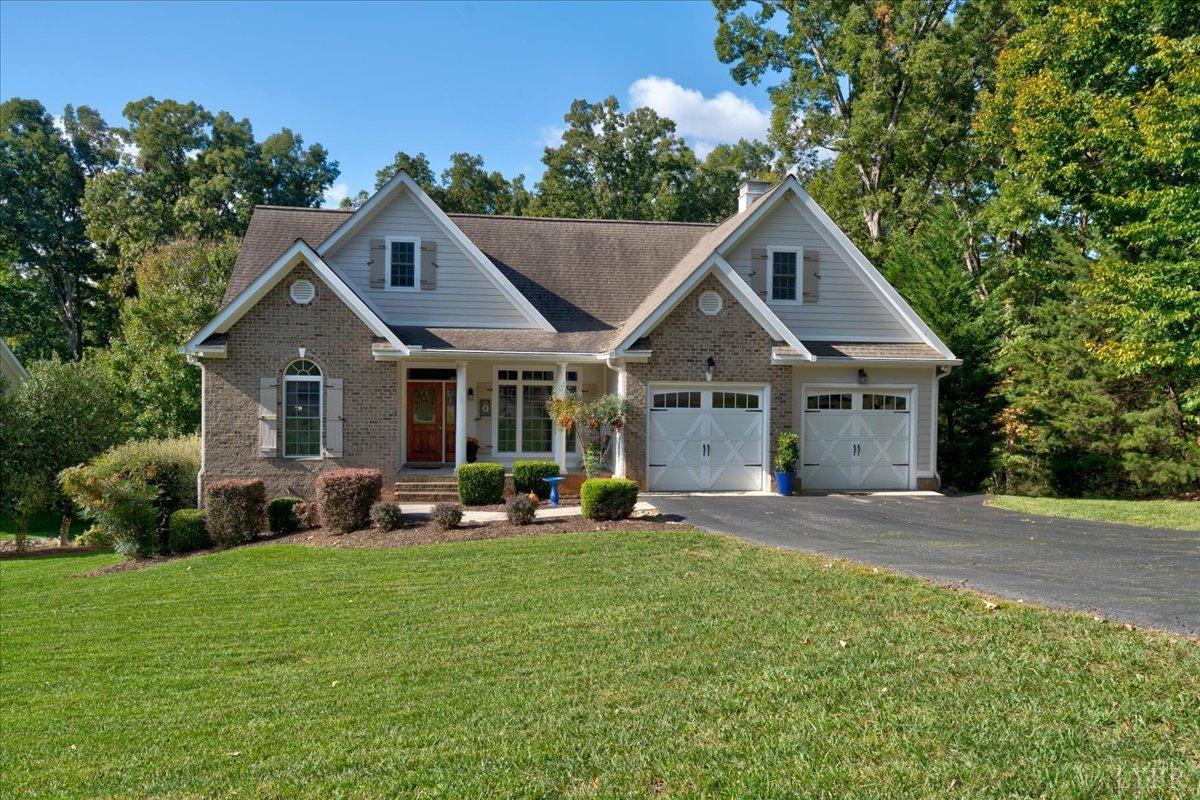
[
  {"x1": 513, "y1": 460, "x2": 559, "y2": 498},
  {"x1": 457, "y1": 462, "x2": 504, "y2": 505},
  {"x1": 580, "y1": 478, "x2": 639, "y2": 521},
  {"x1": 168, "y1": 508, "x2": 209, "y2": 553},
  {"x1": 205, "y1": 479, "x2": 265, "y2": 548},
  {"x1": 315, "y1": 469, "x2": 382, "y2": 533},
  {"x1": 267, "y1": 496, "x2": 304, "y2": 534}
]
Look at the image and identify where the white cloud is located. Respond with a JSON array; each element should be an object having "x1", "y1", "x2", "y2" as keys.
[
  {"x1": 628, "y1": 76, "x2": 769, "y2": 154},
  {"x1": 537, "y1": 125, "x2": 567, "y2": 149},
  {"x1": 323, "y1": 182, "x2": 349, "y2": 208}
]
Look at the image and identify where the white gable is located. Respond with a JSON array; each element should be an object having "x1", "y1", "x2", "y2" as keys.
[
  {"x1": 321, "y1": 179, "x2": 545, "y2": 330},
  {"x1": 723, "y1": 195, "x2": 917, "y2": 341}
]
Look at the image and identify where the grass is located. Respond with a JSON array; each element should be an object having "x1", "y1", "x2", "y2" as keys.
[
  {"x1": 0, "y1": 510, "x2": 87, "y2": 541},
  {"x1": 2, "y1": 532, "x2": 1198, "y2": 798},
  {"x1": 986, "y1": 495, "x2": 1200, "y2": 531}
]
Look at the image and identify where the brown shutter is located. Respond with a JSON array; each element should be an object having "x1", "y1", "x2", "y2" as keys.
[
  {"x1": 369, "y1": 238, "x2": 385, "y2": 289},
  {"x1": 750, "y1": 247, "x2": 768, "y2": 299},
  {"x1": 802, "y1": 249, "x2": 820, "y2": 303},
  {"x1": 258, "y1": 377, "x2": 277, "y2": 457},
  {"x1": 420, "y1": 240, "x2": 437, "y2": 290},
  {"x1": 324, "y1": 377, "x2": 344, "y2": 457}
]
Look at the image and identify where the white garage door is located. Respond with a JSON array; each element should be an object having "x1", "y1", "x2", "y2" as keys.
[
  {"x1": 648, "y1": 387, "x2": 766, "y2": 491},
  {"x1": 801, "y1": 390, "x2": 912, "y2": 491}
]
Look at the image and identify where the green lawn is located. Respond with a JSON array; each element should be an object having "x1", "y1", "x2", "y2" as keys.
[
  {"x1": 0, "y1": 510, "x2": 87, "y2": 541},
  {"x1": 986, "y1": 495, "x2": 1200, "y2": 531},
  {"x1": 3, "y1": 533, "x2": 1197, "y2": 798}
]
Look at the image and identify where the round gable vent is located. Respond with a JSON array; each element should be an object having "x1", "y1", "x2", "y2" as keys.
[
  {"x1": 698, "y1": 290, "x2": 723, "y2": 316},
  {"x1": 289, "y1": 279, "x2": 316, "y2": 305}
]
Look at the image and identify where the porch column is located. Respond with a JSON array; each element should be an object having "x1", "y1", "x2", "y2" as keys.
[
  {"x1": 553, "y1": 362, "x2": 568, "y2": 472},
  {"x1": 454, "y1": 361, "x2": 467, "y2": 469},
  {"x1": 614, "y1": 362, "x2": 627, "y2": 478}
]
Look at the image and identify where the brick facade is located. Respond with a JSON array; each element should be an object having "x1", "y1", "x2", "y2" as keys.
[
  {"x1": 623, "y1": 274, "x2": 792, "y2": 488},
  {"x1": 201, "y1": 264, "x2": 400, "y2": 500}
]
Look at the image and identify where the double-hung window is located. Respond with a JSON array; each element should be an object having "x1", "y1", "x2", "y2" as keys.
[
  {"x1": 769, "y1": 247, "x2": 800, "y2": 302},
  {"x1": 283, "y1": 359, "x2": 322, "y2": 458},
  {"x1": 495, "y1": 368, "x2": 579, "y2": 455},
  {"x1": 386, "y1": 237, "x2": 419, "y2": 290}
]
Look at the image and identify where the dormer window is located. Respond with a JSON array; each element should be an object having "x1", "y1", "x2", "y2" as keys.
[
  {"x1": 769, "y1": 247, "x2": 801, "y2": 302},
  {"x1": 386, "y1": 236, "x2": 420, "y2": 290}
]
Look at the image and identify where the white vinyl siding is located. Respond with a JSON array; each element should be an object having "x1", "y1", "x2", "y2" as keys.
[
  {"x1": 792, "y1": 364, "x2": 937, "y2": 474},
  {"x1": 727, "y1": 198, "x2": 915, "y2": 340},
  {"x1": 325, "y1": 186, "x2": 535, "y2": 327}
]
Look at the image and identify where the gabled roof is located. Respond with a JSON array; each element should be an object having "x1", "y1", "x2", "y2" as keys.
[
  {"x1": 186, "y1": 239, "x2": 406, "y2": 356},
  {"x1": 317, "y1": 171, "x2": 555, "y2": 332},
  {"x1": 207, "y1": 173, "x2": 957, "y2": 363},
  {"x1": 222, "y1": 207, "x2": 348, "y2": 306}
]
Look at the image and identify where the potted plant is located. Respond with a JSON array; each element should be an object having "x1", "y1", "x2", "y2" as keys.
[
  {"x1": 465, "y1": 436, "x2": 479, "y2": 463},
  {"x1": 773, "y1": 432, "x2": 798, "y2": 496}
]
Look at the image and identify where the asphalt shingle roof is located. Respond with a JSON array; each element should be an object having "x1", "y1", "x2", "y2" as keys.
[{"x1": 216, "y1": 194, "x2": 947, "y2": 362}]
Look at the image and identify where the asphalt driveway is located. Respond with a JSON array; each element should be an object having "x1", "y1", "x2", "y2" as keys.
[{"x1": 648, "y1": 493, "x2": 1199, "y2": 635}]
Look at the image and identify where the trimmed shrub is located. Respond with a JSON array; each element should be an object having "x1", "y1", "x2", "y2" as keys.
[
  {"x1": 205, "y1": 479, "x2": 265, "y2": 548},
  {"x1": 505, "y1": 494, "x2": 537, "y2": 525},
  {"x1": 580, "y1": 478, "x2": 638, "y2": 521},
  {"x1": 370, "y1": 501, "x2": 404, "y2": 531},
  {"x1": 457, "y1": 462, "x2": 504, "y2": 505},
  {"x1": 168, "y1": 508, "x2": 209, "y2": 553},
  {"x1": 512, "y1": 460, "x2": 560, "y2": 498},
  {"x1": 267, "y1": 496, "x2": 304, "y2": 534},
  {"x1": 59, "y1": 435, "x2": 200, "y2": 554},
  {"x1": 293, "y1": 502, "x2": 320, "y2": 530},
  {"x1": 431, "y1": 502, "x2": 463, "y2": 530},
  {"x1": 315, "y1": 468, "x2": 382, "y2": 533}
]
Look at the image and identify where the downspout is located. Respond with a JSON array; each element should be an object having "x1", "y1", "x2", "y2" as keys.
[{"x1": 933, "y1": 365, "x2": 953, "y2": 487}]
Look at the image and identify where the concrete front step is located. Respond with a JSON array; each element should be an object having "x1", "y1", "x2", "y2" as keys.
[{"x1": 395, "y1": 491, "x2": 460, "y2": 503}]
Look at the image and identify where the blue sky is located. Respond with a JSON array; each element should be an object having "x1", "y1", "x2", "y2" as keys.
[{"x1": 0, "y1": 0, "x2": 775, "y2": 206}]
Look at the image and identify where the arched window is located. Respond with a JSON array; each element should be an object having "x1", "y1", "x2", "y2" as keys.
[{"x1": 284, "y1": 359, "x2": 322, "y2": 458}]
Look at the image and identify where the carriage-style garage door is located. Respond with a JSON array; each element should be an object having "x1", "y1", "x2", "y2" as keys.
[
  {"x1": 647, "y1": 386, "x2": 767, "y2": 491},
  {"x1": 801, "y1": 389, "x2": 913, "y2": 491}
]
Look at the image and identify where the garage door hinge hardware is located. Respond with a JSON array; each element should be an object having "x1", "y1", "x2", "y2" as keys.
[{"x1": 650, "y1": 463, "x2": 667, "y2": 468}]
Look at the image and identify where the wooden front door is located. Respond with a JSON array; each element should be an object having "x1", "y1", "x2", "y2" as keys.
[{"x1": 407, "y1": 382, "x2": 444, "y2": 462}]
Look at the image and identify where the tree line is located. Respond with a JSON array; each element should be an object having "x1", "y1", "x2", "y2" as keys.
[{"x1": 2, "y1": 0, "x2": 1197, "y2": 500}]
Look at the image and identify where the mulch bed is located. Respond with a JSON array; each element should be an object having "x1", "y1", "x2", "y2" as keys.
[
  {"x1": 78, "y1": 512, "x2": 694, "y2": 577},
  {"x1": 269, "y1": 513, "x2": 689, "y2": 549},
  {"x1": 453, "y1": 499, "x2": 581, "y2": 513}
]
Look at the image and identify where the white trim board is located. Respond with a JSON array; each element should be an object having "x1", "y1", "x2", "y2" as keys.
[
  {"x1": 183, "y1": 240, "x2": 407, "y2": 356},
  {"x1": 384, "y1": 235, "x2": 421, "y2": 292},
  {"x1": 316, "y1": 171, "x2": 555, "y2": 332}
]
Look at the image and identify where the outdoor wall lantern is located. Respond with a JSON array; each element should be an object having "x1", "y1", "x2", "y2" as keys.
[
  {"x1": 706, "y1": 356, "x2": 716, "y2": 382},
  {"x1": 858, "y1": 368, "x2": 869, "y2": 384}
]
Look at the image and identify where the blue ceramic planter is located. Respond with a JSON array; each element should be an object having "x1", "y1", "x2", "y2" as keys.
[{"x1": 774, "y1": 470, "x2": 795, "y2": 496}]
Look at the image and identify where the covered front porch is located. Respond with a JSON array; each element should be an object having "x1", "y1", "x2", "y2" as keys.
[{"x1": 388, "y1": 357, "x2": 620, "y2": 475}]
